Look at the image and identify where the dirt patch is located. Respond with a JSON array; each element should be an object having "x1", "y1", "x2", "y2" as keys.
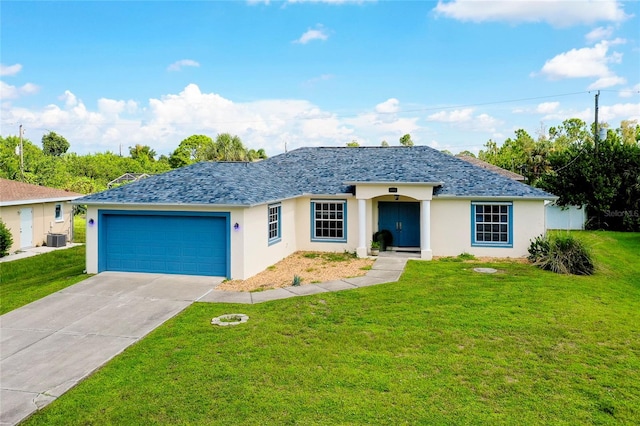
[{"x1": 217, "y1": 251, "x2": 375, "y2": 292}]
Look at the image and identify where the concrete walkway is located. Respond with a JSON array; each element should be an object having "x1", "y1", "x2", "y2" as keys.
[
  {"x1": 0, "y1": 255, "x2": 412, "y2": 425},
  {"x1": 0, "y1": 243, "x2": 83, "y2": 263}
]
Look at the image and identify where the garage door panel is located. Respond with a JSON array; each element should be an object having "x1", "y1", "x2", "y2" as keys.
[{"x1": 101, "y1": 213, "x2": 228, "y2": 277}]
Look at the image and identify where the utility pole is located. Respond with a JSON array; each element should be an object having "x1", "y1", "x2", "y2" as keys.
[
  {"x1": 19, "y1": 124, "x2": 24, "y2": 180},
  {"x1": 594, "y1": 90, "x2": 600, "y2": 155}
]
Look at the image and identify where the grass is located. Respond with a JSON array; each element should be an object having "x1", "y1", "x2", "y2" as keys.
[
  {"x1": 73, "y1": 215, "x2": 86, "y2": 243},
  {"x1": 0, "y1": 246, "x2": 89, "y2": 315},
  {"x1": 20, "y1": 232, "x2": 640, "y2": 424}
]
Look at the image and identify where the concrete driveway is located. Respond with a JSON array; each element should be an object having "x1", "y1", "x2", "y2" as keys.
[{"x1": 0, "y1": 272, "x2": 222, "y2": 426}]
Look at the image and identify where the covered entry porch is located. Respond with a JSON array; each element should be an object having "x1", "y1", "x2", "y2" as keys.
[{"x1": 350, "y1": 182, "x2": 441, "y2": 260}]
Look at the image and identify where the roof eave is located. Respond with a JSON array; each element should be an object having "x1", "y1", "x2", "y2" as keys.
[
  {"x1": 434, "y1": 194, "x2": 559, "y2": 201},
  {"x1": 1, "y1": 196, "x2": 83, "y2": 207},
  {"x1": 344, "y1": 181, "x2": 444, "y2": 187},
  {"x1": 71, "y1": 201, "x2": 252, "y2": 208}
]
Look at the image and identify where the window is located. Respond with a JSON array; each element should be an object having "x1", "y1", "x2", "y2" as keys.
[
  {"x1": 55, "y1": 203, "x2": 63, "y2": 222},
  {"x1": 311, "y1": 200, "x2": 347, "y2": 242},
  {"x1": 268, "y1": 203, "x2": 281, "y2": 245},
  {"x1": 471, "y1": 202, "x2": 512, "y2": 247}
]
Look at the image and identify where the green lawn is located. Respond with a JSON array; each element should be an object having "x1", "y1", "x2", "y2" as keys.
[
  {"x1": 73, "y1": 215, "x2": 86, "y2": 243},
  {"x1": 0, "y1": 246, "x2": 89, "y2": 315},
  {"x1": 21, "y1": 232, "x2": 640, "y2": 424}
]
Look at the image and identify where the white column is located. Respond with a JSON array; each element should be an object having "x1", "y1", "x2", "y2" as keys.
[
  {"x1": 421, "y1": 200, "x2": 433, "y2": 260},
  {"x1": 356, "y1": 198, "x2": 368, "y2": 258}
]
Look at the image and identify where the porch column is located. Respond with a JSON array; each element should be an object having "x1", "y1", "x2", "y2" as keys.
[
  {"x1": 421, "y1": 200, "x2": 433, "y2": 260},
  {"x1": 356, "y1": 198, "x2": 368, "y2": 258}
]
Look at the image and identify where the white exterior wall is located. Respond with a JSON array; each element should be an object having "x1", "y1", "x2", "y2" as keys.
[
  {"x1": 240, "y1": 199, "x2": 298, "y2": 279},
  {"x1": 294, "y1": 196, "x2": 360, "y2": 253},
  {"x1": 431, "y1": 199, "x2": 546, "y2": 258}
]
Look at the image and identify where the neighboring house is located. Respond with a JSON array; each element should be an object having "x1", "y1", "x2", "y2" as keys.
[
  {"x1": 455, "y1": 154, "x2": 526, "y2": 182},
  {"x1": 107, "y1": 173, "x2": 150, "y2": 188},
  {"x1": 0, "y1": 179, "x2": 82, "y2": 253},
  {"x1": 75, "y1": 146, "x2": 557, "y2": 279}
]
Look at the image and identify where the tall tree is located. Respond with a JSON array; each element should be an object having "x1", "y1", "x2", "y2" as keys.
[
  {"x1": 381, "y1": 140, "x2": 389, "y2": 147},
  {"x1": 129, "y1": 144, "x2": 156, "y2": 162},
  {"x1": 42, "y1": 131, "x2": 70, "y2": 156},
  {"x1": 207, "y1": 133, "x2": 249, "y2": 161},
  {"x1": 399, "y1": 133, "x2": 414, "y2": 147},
  {"x1": 346, "y1": 140, "x2": 360, "y2": 147},
  {"x1": 169, "y1": 135, "x2": 213, "y2": 168}
]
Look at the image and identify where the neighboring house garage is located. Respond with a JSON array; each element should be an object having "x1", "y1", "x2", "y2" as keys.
[{"x1": 98, "y1": 211, "x2": 230, "y2": 277}]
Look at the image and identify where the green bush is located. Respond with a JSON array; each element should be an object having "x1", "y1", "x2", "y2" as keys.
[
  {"x1": 528, "y1": 233, "x2": 594, "y2": 275},
  {"x1": 0, "y1": 219, "x2": 14, "y2": 257}
]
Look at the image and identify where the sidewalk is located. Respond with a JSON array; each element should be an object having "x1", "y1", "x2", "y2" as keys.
[{"x1": 0, "y1": 243, "x2": 83, "y2": 263}]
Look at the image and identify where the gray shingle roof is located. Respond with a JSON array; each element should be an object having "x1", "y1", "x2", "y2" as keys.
[{"x1": 75, "y1": 146, "x2": 556, "y2": 206}]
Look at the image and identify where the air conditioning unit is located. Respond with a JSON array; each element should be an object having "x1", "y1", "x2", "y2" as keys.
[{"x1": 47, "y1": 233, "x2": 67, "y2": 247}]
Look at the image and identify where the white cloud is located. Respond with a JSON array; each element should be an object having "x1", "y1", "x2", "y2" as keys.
[
  {"x1": 0, "y1": 81, "x2": 39, "y2": 100},
  {"x1": 294, "y1": 25, "x2": 329, "y2": 44},
  {"x1": 375, "y1": 98, "x2": 400, "y2": 114},
  {"x1": 585, "y1": 26, "x2": 614, "y2": 43},
  {"x1": 619, "y1": 83, "x2": 640, "y2": 98},
  {"x1": 433, "y1": 0, "x2": 630, "y2": 27},
  {"x1": 588, "y1": 75, "x2": 627, "y2": 90},
  {"x1": 426, "y1": 108, "x2": 500, "y2": 133},
  {"x1": 0, "y1": 63, "x2": 22, "y2": 76},
  {"x1": 536, "y1": 102, "x2": 560, "y2": 114},
  {"x1": 599, "y1": 103, "x2": 640, "y2": 122},
  {"x1": 427, "y1": 108, "x2": 474, "y2": 122},
  {"x1": 537, "y1": 39, "x2": 626, "y2": 88},
  {"x1": 167, "y1": 59, "x2": 200, "y2": 72}
]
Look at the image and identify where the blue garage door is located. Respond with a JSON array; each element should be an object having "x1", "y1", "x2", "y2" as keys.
[{"x1": 99, "y1": 212, "x2": 229, "y2": 277}]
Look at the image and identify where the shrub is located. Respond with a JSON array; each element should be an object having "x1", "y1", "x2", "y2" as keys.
[
  {"x1": 528, "y1": 234, "x2": 594, "y2": 275},
  {"x1": 373, "y1": 230, "x2": 393, "y2": 251},
  {"x1": 0, "y1": 219, "x2": 13, "y2": 257}
]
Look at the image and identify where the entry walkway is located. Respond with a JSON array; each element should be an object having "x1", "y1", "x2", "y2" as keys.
[{"x1": 0, "y1": 255, "x2": 411, "y2": 425}]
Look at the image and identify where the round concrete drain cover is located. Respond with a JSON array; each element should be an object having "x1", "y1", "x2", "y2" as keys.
[
  {"x1": 474, "y1": 267, "x2": 498, "y2": 274},
  {"x1": 211, "y1": 314, "x2": 249, "y2": 326}
]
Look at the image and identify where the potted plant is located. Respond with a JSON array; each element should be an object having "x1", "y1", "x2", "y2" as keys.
[{"x1": 370, "y1": 240, "x2": 381, "y2": 256}]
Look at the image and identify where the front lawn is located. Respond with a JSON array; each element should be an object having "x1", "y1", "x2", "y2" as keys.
[
  {"x1": 23, "y1": 232, "x2": 640, "y2": 424},
  {"x1": 0, "y1": 246, "x2": 88, "y2": 315}
]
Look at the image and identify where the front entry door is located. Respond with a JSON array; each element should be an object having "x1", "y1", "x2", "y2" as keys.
[
  {"x1": 378, "y1": 202, "x2": 420, "y2": 247},
  {"x1": 20, "y1": 208, "x2": 33, "y2": 248}
]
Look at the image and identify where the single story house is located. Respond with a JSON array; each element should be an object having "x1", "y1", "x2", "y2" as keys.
[
  {"x1": 0, "y1": 178, "x2": 82, "y2": 252},
  {"x1": 74, "y1": 146, "x2": 557, "y2": 279}
]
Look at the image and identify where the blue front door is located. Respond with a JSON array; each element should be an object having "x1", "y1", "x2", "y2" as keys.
[{"x1": 378, "y1": 202, "x2": 420, "y2": 247}]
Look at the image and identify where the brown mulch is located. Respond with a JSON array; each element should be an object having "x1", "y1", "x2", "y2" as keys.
[{"x1": 217, "y1": 251, "x2": 375, "y2": 292}]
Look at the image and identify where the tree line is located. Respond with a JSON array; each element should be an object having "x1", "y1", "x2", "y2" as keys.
[
  {"x1": 475, "y1": 119, "x2": 640, "y2": 231},
  {"x1": 0, "y1": 132, "x2": 267, "y2": 194}
]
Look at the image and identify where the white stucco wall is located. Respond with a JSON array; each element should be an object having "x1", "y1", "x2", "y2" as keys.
[
  {"x1": 294, "y1": 196, "x2": 360, "y2": 253},
  {"x1": 240, "y1": 198, "x2": 298, "y2": 279},
  {"x1": 431, "y1": 198, "x2": 546, "y2": 258}
]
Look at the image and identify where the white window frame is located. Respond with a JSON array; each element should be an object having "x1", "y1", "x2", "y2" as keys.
[
  {"x1": 268, "y1": 203, "x2": 281, "y2": 245},
  {"x1": 471, "y1": 201, "x2": 513, "y2": 248},
  {"x1": 311, "y1": 200, "x2": 347, "y2": 243},
  {"x1": 54, "y1": 203, "x2": 64, "y2": 222}
]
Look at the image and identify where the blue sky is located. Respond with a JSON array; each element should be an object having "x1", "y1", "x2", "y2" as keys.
[{"x1": 1, "y1": 0, "x2": 639, "y2": 157}]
